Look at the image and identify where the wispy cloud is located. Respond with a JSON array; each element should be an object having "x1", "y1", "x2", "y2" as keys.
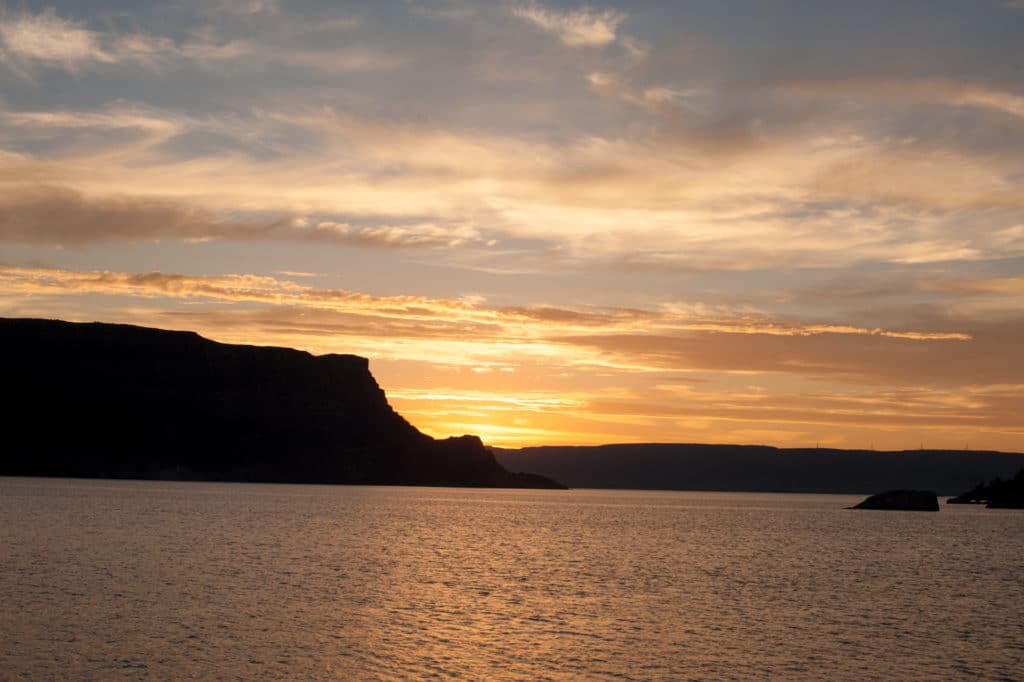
[
  {"x1": 783, "y1": 77, "x2": 1024, "y2": 121},
  {"x1": 0, "y1": 185, "x2": 483, "y2": 249},
  {"x1": 0, "y1": 6, "x2": 395, "y2": 76},
  {"x1": 0, "y1": 7, "x2": 175, "y2": 72},
  {"x1": 310, "y1": 221, "x2": 481, "y2": 249},
  {"x1": 0, "y1": 7, "x2": 111, "y2": 68},
  {"x1": 512, "y1": 2, "x2": 625, "y2": 46},
  {"x1": 4, "y1": 99, "x2": 1022, "y2": 271},
  {"x1": 200, "y1": 0, "x2": 282, "y2": 16},
  {"x1": 0, "y1": 264, "x2": 974, "y2": 348},
  {"x1": 2, "y1": 263, "x2": 1017, "y2": 448}
]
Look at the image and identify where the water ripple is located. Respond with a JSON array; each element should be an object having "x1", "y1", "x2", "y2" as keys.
[{"x1": 1, "y1": 480, "x2": 1022, "y2": 680}]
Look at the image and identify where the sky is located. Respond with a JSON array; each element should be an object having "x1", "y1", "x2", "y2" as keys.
[{"x1": 1, "y1": 0, "x2": 1023, "y2": 451}]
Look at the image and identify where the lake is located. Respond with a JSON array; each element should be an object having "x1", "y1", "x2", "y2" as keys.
[{"x1": 1, "y1": 477, "x2": 1022, "y2": 680}]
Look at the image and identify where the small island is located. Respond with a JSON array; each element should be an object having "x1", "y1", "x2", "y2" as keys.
[
  {"x1": 947, "y1": 469, "x2": 1024, "y2": 508},
  {"x1": 849, "y1": 490, "x2": 939, "y2": 511}
]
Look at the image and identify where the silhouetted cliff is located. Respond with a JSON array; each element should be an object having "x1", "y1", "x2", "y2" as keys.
[{"x1": 0, "y1": 318, "x2": 564, "y2": 488}]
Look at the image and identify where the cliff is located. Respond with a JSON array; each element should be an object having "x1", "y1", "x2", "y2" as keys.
[{"x1": 0, "y1": 318, "x2": 564, "y2": 488}]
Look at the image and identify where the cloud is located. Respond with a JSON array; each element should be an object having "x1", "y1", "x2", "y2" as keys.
[
  {"x1": 0, "y1": 7, "x2": 176, "y2": 73},
  {"x1": 0, "y1": 262, "x2": 944, "y2": 321},
  {"x1": 4, "y1": 263, "x2": 1019, "y2": 448},
  {"x1": 2, "y1": 10, "x2": 1023, "y2": 279},
  {"x1": 312, "y1": 221, "x2": 479, "y2": 249},
  {"x1": 512, "y1": 2, "x2": 624, "y2": 46},
  {"x1": 0, "y1": 7, "x2": 111, "y2": 68},
  {"x1": 782, "y1": 77, "x2": 1024, "y2": 122},
  {"x1": 0, "y1": 263, "x2": 975, "y2": 353},
  {"x1": 0, "y1": 266, "x2": 520, "y2": 357},
  {"x1": 0, "y1": 6, "x2": 395, "y2": 76},
  {"x1": 0, "y1": 185, "x2": 482, "y2": 250},
  {"x1": 0, "y1": 1, "x2": 1021, "y2": 451},
  {"x1": 200, "y1": 0, "x2": 281, "y2": 16},
  {"x1": 0, "y1": 185, "x2": 279, "y2": 245},
  {"x1": 175, "y1": 37, "x2": 402, "y2": 73},
  {"x1": 259, "y1": 46, "x2": 404, "y2": 72},
  {"x1": 552, "y1": 316, "x2": 1018, "y2": 389},
  {"x1": 3, "y1": 94, "x2": 1023, "y2": 274},
  {"x1": 0, "y1": 185, "x2": 235, "y2": 244},
  {"x1": 1, "y1": 107, "x2": 186, "y2": 154},
  {"x1": 927, "y1": 275, "x2": 1024, "y2": 297}
]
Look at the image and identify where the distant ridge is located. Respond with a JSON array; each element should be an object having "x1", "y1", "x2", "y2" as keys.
[
  {"x1": 0, "y1": 318, "x2": 564, "y2": 489},
  {"x1": 494, "y1": 443, "x2": 1024, "y2": 495}
]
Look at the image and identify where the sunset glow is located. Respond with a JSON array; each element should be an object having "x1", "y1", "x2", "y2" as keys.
[{"x1": 2, "y1": 1, "x2": 1022, "y2": 451}]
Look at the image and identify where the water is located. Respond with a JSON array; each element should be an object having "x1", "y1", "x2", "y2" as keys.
[{"x1": 1, "y1": 478, "x2": 1022, "y2": 680}]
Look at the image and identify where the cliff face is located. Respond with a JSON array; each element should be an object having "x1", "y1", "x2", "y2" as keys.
[{"x1": 0, "y1": 318, "x2": 563, "y2": 488}]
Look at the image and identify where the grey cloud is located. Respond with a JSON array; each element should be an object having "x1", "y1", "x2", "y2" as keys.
[
  {"x1": 0, "y1": 185, "x2": 243, "y2": 244},
  {"x1": 0, "y1": 7, "x2": 110, "y2": 68},
  {"x1": 0, "y1": 5, "x2": 394, "y2": 78},
  {"x1": 0, "y1": 7, "x2": 179, "y2": 74},
  {"x1": 197, "y1": 0, "x2": 282, "y2": 17},
  {"x1": 0, "y1": 185, "x2": 482, "y2": 250}
]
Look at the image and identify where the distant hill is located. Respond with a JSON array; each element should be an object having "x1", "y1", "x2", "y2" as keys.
[
  {"x1": 494, "y1": 444, "x2": 1024, "y2": 495},
  {"x1": 0, "y1": 318, "x2": 563, "y2": 489}
]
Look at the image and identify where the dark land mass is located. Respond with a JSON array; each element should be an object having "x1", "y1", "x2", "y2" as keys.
[
  {"x1": 0, "y1": 318, "x2": 564, "y2": 489},
  {"x1": 849, "y1": 490, "x2": 939, "y2": 511},
  {"x1": 494, "y1": 444, "x2": 1024, "y2": 495},
  {"x1": 948, "y1": 468, "x2": 1024, "y2": 508}
]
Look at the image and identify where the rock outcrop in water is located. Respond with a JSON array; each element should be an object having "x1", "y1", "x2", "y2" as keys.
[
  {"x1": 849, "y1": 490, "x2": 939, "y2": 511},
  {"x1": 0, "y1": 318, "x2": 564, "y2": 489}
]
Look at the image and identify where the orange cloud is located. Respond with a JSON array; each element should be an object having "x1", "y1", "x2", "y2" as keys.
[{"x1": 4, "y1": 263, "x2": 1017, "y2": 450}]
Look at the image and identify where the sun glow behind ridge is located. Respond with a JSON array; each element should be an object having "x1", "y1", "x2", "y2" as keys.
[{"x1": 0, "y1": 1, "x2": 1022, "y2": 452}]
